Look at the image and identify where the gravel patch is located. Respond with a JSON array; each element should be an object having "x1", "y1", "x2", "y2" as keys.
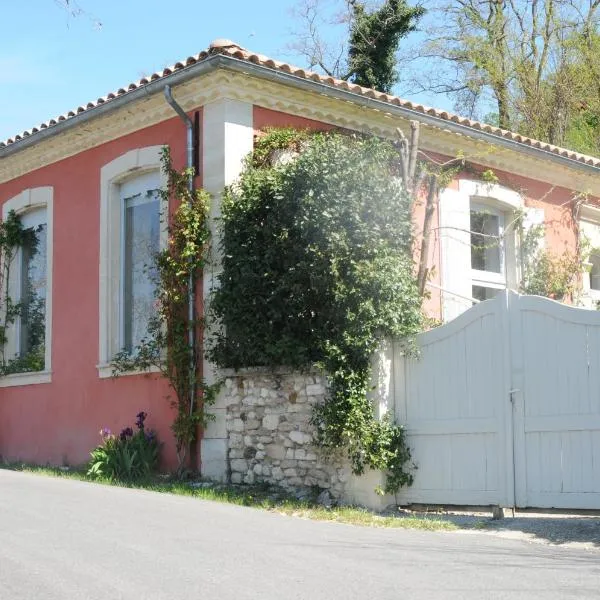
[{"x1": 392, "y1": 507, "x2": 600, "y2": 551}]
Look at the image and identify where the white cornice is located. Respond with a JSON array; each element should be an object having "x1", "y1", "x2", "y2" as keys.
[{"x1": 2, "y1": 69, "x2": 599, "y2": 198}]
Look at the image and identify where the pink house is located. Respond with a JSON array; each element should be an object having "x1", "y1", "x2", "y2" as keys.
[{"x1": 2, "y1": 39, "x2": 600, "y2": 478}]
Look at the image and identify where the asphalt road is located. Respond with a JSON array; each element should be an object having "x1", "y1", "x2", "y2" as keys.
[{"x1": 1, "y1": 470, "x2": 598, "y2": 600}]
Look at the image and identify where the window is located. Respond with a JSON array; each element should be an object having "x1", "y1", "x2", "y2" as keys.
[
  {"x1": 439, "y1": 180, "x2": 524, "y2": 321},
  {"x1": 470, "y1": 204, "x2": 506, "y2": 302},
  {"x1": 18, "y1": 209, "x2": 47, "y2": 362},
  {"x1": 0, "y1": 187, "x2": 53, "y2": 387},
  {"x1": 98, "y1": 146, "x2": 167, "y2": 377},
  {"x1": 120, "y1": 173, "x2": 160, "y2": 353}
]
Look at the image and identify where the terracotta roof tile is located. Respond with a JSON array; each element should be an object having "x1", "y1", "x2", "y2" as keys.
[{"x1": 2, "y1": 38, "x2": 600, "y2": 170}]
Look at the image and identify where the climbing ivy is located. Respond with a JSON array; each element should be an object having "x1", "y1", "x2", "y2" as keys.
[
  {"x1": 208, "y1": 129, "x2": 423, "y2": 493},
  {"x1": 112, "y1": 148, "x2": 219, "y2": 474}
]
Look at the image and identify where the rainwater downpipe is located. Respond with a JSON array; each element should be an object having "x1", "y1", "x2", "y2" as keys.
[{"x1": 163, "y1": 85, "x2": 197, "y2": 454}]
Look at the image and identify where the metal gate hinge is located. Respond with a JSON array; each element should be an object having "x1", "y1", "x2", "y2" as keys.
[{"x1": 509, "y1": 389, "x2": 519, "y2": 403}]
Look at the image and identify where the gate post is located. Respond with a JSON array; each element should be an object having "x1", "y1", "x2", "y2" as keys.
[
  {"x1": 508, "y1": 291, "x2": 527, "y2": 508},
  {"x1": 500, "y1": 290, "x2": 516, "y2": 508}
]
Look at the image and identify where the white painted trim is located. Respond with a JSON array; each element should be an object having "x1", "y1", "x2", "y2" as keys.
[
  {"x1": 459, "y1": 179, "x2": 523, "y2": 210},
  {"x1": 579, "y1": 204, "x2": 600, "y2": 222},
  {"x1": 200, "y1": 98, "x2": 254, "y2": 481},
  {"x1": 98, "y1": 146, "x2": 167, "y2": 374},
  {"x1": 97, "y1": 363, "x2": 160, "y2": 379},
  {"x1": 1, "y1": 186, "x2": 53, "y2": 381},
  {"x1": 0, "y1": 370, "x2": 51, "y2": 388}
]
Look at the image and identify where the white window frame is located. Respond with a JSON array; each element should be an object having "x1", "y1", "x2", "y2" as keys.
[
  {"x1": 98, "y1": 146, "x2": 167, "y2": 378},
  {"x1": 470, "y1": 202, "x2": 507, "y2": 293},
  {"x1": 0, "y1": 187, "x2": 53, "y2": 388},
  {"x1": 460, "y1": 180, "x2": 522, "y2": 302}
]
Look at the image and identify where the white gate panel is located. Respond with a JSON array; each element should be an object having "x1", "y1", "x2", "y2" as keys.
[
  {"x1": 395, "y1": 299, "x2": 510, "y2": 506},
  {"x1": 513, "y1": 296, "x2": 600, "y2": 508}
]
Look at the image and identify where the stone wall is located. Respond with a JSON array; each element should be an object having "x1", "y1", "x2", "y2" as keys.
[{"x1": 222, "y1": 369, "x2": 349, "y2": 499}]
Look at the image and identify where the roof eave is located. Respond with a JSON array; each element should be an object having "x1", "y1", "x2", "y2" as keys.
[
  {"x1": 221, "y1": 56, "x2": 600, "y2": 177},
  {"x1": 0, "y1": 54, "x2": 224, "y2": 160},
  {"x1": 2, "y1": 52, "x2": 599, "y2": 178}
]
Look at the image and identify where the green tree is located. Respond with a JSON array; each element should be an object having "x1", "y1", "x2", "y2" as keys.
[
  {"x1": 407, "y1": 0, "x2": 600, "y2": 153},
  {"x1": 290, "y1": 0, "x2": 424, "y2": 93},
  {"x1": 347, "y1": 0, "x2": 425, "y2": 92}
]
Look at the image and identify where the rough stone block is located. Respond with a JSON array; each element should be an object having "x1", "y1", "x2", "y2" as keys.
[
  {"x1": 306, "y1": 384, "x2": 325, "y2": 396},
  {"x1": 290, "y1": 430, "x2": 312, "y2": 445},
  {"x1": 230, "y1": 459, "x2": 248, "y2": 472},
  {"x1": 262, "y1": 414, "x2": 280, "y2": 430},
  {"x1": 266, "y1": 445, "x2": 286, "y2": 460},
  {"x1": 229, "y1": 434, "x2": 243, "y2": 449},
  {"x1": 231, "y1": 419, "x2": 244, "y2": 433}
]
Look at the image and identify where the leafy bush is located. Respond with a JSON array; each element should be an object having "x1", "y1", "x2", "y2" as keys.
[
  {"x1": 518, "y1": 218, "x2": 581, "y2": 301},
  {"x1": 209, "y1": 130, "x2": 422, "y2": 493},
  {"x1": 88, "y1": 412, "x2": 160, "y2": 481}
]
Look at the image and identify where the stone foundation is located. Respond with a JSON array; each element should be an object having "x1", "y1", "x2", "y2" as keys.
[{"x1": 222, "y1": 369, "x2": 348, "y2": 499}]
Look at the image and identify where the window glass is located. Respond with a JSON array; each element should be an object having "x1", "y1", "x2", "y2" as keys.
[
  {"x1": 19, "y1": 222, "x2": 47, "y2": 363},
  {"x1": 471, "y1": 210, "x2": 502, "y2": 274},
  {"x1": 122, "y1": 187, "x2": 160, "y2": 353}
]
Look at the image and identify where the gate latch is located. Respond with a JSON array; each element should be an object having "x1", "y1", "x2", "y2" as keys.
[{"x1": 509, "y1": 389, "x2": 519, "y2": 404}]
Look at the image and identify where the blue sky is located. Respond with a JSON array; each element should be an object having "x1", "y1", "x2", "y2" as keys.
[{"x1": 1, "y1": 0, "x2": 452, "y2": 143}]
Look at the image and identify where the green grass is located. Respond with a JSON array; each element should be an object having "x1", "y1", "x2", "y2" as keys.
[{"x1": 0, "y1": 462, "x2": 457, "y2": 532}]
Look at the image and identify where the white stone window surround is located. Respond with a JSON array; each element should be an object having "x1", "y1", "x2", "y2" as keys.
[
  {"x1": 98, "y1": 146, "x2": 168, "y2": 379},
  {"x1": 0, "y1": 187, "x2": 53, "y2": 388},
  {"x1": 462, "y1": 181, "x2": 526, "y2": 301},
  {"x1": 440, "y1": 179, "x2": 525, "y2": 321}
]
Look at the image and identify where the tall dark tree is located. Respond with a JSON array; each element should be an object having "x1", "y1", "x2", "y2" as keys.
[
  {"x1": 347, "y1": 0, "x2": 425, "y2": 92},
  {"x1": 290, "y1": 0, "x2": 424, "y2": 93}
]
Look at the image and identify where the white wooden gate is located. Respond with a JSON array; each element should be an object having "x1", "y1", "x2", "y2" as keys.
[{"x1": 394, "y1": 292, "x2": 600, "y2": 509}]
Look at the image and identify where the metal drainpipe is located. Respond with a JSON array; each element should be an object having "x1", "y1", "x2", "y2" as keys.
[{"x1": 163, "y1": 85, "x2": 197, "y2": 449}]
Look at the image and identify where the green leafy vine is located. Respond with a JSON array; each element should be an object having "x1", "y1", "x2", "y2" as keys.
[{"x1": 112, "y1": 148, "x2": 219, "y2": 474}]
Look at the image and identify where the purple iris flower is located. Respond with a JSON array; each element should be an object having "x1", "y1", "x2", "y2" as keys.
[
  {"x1": 119, "y1": 427, "x2": 134, "y2": 442},
  {"x1": 135, "y1": 411, "x2": 147, "y2": 430},
  {"x1": 145, "y1": 430, "x2": 156, "y2": 443},
  {"x1": 99, "y1": 427, "x2": 111, "y2": 438}
]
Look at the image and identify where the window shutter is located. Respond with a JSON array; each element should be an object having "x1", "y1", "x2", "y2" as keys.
[{"x1": 439, "y1": 188, "x2": 472, "y2": 321}]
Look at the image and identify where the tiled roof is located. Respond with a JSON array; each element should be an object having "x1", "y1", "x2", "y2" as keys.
[{"x1": 3, "y1": 38, "x2": 600, "y2": 169}]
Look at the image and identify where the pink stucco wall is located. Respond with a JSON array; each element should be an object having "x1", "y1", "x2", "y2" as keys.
[{"x1": 0, "y1": 112, "x2": 202, "y2": 470}]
